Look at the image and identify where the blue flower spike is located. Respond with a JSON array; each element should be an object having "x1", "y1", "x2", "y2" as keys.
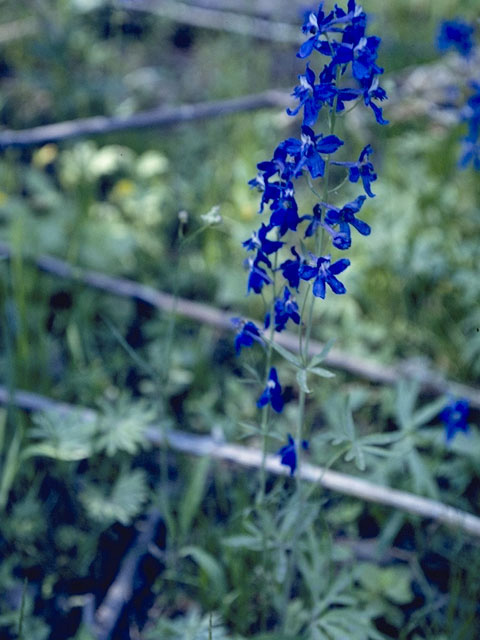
[
  {"x1": 440, "y1": 398, "x2": 470, "y2": 442},
  {"x1": 257, "y1": 367, "x2": 284, "y2": 413}
]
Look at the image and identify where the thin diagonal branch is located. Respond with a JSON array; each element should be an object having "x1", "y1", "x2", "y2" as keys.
[
  {"x1": 115, "y1": 0, "x2": 302, "y2": 43},
  {"x1": 0, "y1": 242, "x2": 477, "y2": 407},
  {"x1": 1, "y1": 385, "x2": 480, "y2": 537},
  {"x1": 0, "y1": 90, "x2": 291, "y2": 149},
  {"x1": 93, "y1": 511, "x2": 163, "y2": 640},
  {"x1": 0, "y1": 18, "x2": 37, "y2": 44}
]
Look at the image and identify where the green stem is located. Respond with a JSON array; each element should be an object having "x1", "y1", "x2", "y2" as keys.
[{"x1": 281, "y1": 66, "x2": 341, "y2": 633}]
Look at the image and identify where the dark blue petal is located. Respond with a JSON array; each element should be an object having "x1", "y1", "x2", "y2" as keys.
[
  {"x1": 312, "y1": 276, "x2": 326, "y2": 298},
  {"x1": 329, "y1": 258, "x2": 350, "y2": 275}
]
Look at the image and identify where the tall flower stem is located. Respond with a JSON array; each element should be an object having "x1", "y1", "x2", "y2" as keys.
[{"x1": 281, "y1": 75, "x2": 341, "y2": 631}]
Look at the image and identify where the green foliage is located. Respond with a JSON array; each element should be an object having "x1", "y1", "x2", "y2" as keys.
[
  {"x1": 79, "y1": 468, "x2": 149, "y2": 526},
  {"x1": 144, "y1": 610, "x2": 231, "y2": 640},
  {"x1": 0, "y1": 0, "x2": 480, "y2": 638}
]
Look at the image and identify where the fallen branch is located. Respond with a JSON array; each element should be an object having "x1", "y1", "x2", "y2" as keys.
[
  {"x1": 1, "y1": 385, "x2": 480, "y2": 537},
  {"x1": 93, "y1": 510, "x2": 164, "y2": 640},
  {"x1": 115, "y1": 0, "x2": 302, "y2": 43},
  {"x1": 0, "y1": 89, "x2": 290, "y2": 149},
  {"x1": 154, "y1": 0, "x2": 306, "y2": 20},
  {"x1": 0, "y1": 242, "x2": 478, "y2": 407},
  {"x1": 0, "y1": 18, "x2": 37, "y2": 44}
]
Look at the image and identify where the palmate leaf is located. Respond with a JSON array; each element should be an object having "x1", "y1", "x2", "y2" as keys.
[
  {"x1": 80, "y1": 469, "x2": 149, "y2": 526},
  {"x1": 95, "y1": 396, "x2": 155, "y2": 456},
  {"x1": 325, "y1": 395, "x2": 402, "y2": 471},
  {"x1": 24, "y1": 410, "x2": 96, "y2": 461}
]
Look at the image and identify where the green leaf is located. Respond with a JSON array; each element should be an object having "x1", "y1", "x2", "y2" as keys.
[
  {"x1": 80, "y1": 469, "x2": 149, "y2": 526},
  {"x1": 411, "y1": 395, "x2": 447, "y2": 429},
  {"x1": 222, "y1": 535, "x2": 263, "y2": 551},
  {"x1": 309, "y1": 338, "x2": 336, "y2": 367},
  {"x1": 296, "y1": 369, "x2": 311, "y2": 394},
  {"x1": 24, "y1": 410, "x2": 96, "y2": 461},
  {"x1": 308, "y1": 366, "x2": 335, "y2": 378},
  {"x1": 180, "y1": 545, "x2": 227, "y2": 595},
  {"x1": 95, "y1": 396, "x2": 154, "y2": 456},
  {"x1": 178, "y1": 456, "x2": 211, "y2": 538},
  {"x1": 266, "y1": 339, "x2": 302, "y2": 368}
]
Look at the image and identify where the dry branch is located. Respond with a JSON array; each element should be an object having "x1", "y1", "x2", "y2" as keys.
[
  {"x1": 0, "y1": 18, "x2": 37, "y2": 44},
  {"x1": 93, "y1": 511, "x2": 164, "y2": 640},
  {"x1": 0, "y1": 90, "x2": 290, "y2": 149},
  {"x1": 1, "y1": 385, "x2": 480, "y2": 537},
  {"x1": 0, "y1": 241, "x2": 478, "y2": 407},
  {"x1": 116, "y1": 0, "x2": 302, "y2": 43}
]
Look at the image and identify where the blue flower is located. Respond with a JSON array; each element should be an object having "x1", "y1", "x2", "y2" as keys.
[
  {"x1": 278, "y1": 127, "x2": 344, "y2": 179},
  {"x1": 246, "y1": 255, "x2": 272, "y2": 294},
  {"x1": 288, "y1": 64, "x2": 327, "y2": 126},
  {"x1": 304, "y1": 203, "x2": 323, "y2": 238},
  {"x1": 269, "y1": 190, "x2": 303, "y2": 236},
  {"x1": 440, "y1": 398, "x2": 470, "y2": 442},
  {"x1": 332, "y1": 144, "x2": 377, "y2": 197},
  {"x1": 323, "y1": 194, "x2": 370, "y2": 249},
  {"x1": 277, "y1": 434, "x2": 309, "y2": 476},
  {"x1": 298, "y1": 2, "x2": 363, "y2": 59},
  {"x1": 463, "y1": 82, "x2": 480, "y2": 143},
  {"x1": 242, "y1": 223, "x2": 283, "y2": 255},
  {"x1": 232, "y1": 319, "x2": 263, "y2": 354},
  {"x1": 362, "y1": 77, "x2": 389, "y2": 125},
  {"x1": 257, "y1": 367, "x2": 284, "y2": 413},
  {"x1": 274, "y1": 287, "x2": 301, "y2": 332},
  {"x1": 300, "y1": 254, "x2": 350, "y2": 298},
  {"x1": 437, "y1": 19, "x2": 475, "y2": 58},
  {"x1": 460, "y1": 140, "x2": 480, "y2": 170},
  {"x1": 279, "y1": 247, "x2": 303, "y2": 289}
]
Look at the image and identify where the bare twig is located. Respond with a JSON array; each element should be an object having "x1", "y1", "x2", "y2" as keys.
[
  {"x1": 0, "y1": 90, "x2": 290, "y2": 149},
  {"x1": 115, "y1": 0, "x2": 302, "y2": 43},
  {"x1": 160, "y1": 0, "x2": 306, "y2": 20},
  {"x1": 0, "y1": 242, "x2": 478, "y2": 407},
  {"x1": 0, "y1": 18, "x2": 37, "y2": 44},
  {"x1": 94, "y1": 511, "x2": 163, "y2": 640},
  {"x1": 1, "y1": 385, "x2": 480, "y2": 537}
]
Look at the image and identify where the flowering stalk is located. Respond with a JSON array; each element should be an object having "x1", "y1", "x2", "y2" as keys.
[
  {"x1": 234, "y1": 6, "x2": 387, "y2": 624},
  {"x1": 235, "y1": 0, "x2": 388, "y2": 482}
]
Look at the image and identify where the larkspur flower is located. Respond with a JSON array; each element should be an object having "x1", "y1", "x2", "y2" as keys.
[
  {"x1": 257, "y1": 367, "x2": 284, "y2": 413},
  {"x1": 277, "y1": 127, "x2": 344, "y2": 179},
  {"x1": 269, "y1": 190, "x2": 303, "y2": 236},
  {"x1": 277, "y1": 434, "x2": 309, "y2": 476},
  {"x1": 437, "y1": 19, "x2": 475, "y2": 58},
  {"x1": 279, "y1": 247, "x2": 303, "y2": 290},
  {"x1": 274, "y1": 287, "x2": 301, "y2": 332},
  {"x1": 332, "y1": 144, "x2": 377, "y2": 197},
  {"x1": 232, "y1": 319, "x2": 262, "y2": 354},
  {"x1": 246, "y1": 255, "x2": 272, "y2": 294},
  {"x1": 323, "y1": 194, "x2": 370, "y2": 249},
  {"x1": 440, "y1": 398, "x2": 470, "y2": 442},
  {"x1": 242, "y1": 223, "x2": 283, "y2": 255},
  {"x1": 300, "y1": 254, "x2": 350, "y2": 298}
]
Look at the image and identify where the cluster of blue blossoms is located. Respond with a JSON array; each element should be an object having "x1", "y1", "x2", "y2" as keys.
[
  {"x1": 234, "y1": 1, "x2": 388, "y2": 473},
  {"x1": 437, "y1": 19, "x2": 480, "y2": 170}
]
